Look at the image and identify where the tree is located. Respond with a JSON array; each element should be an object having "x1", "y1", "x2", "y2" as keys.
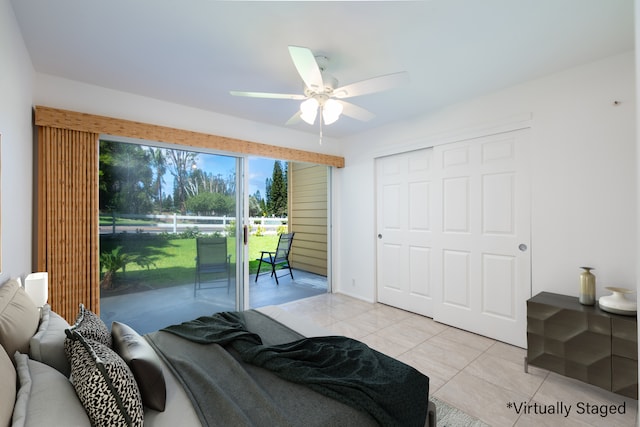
[
  {"x1": 185, "y1": 192, "x2": 235, "y2": 216},
  {"x1": 186, "y1": 169, "x2": 234, "y2": 197},
  {"x1": 99, "y1": 140, "x2": 154, "y2": 214},
  {"x1": 212, "y1": 193, "x2": 235, "y2": 216},
  {"x1": 148, "y1": 147, "x2": 167, "y2": 212},
  {"x1": 185, "y1": 192, "x2": 217, "y2": 215},
  {"x1": 162, "y1": 194, "x2": 174, "y2": 211},
  {"x1": 100, "y1": 247, "x2": 129, "y2": 290},
  {"x1": 249, "y1": 190, "x2": 266, "y2": 216},
  {"x1": 166, "y1": 149, "x2": 198, "y2": 214},
  {"x1": 99, "y1": 141, "x2": 117, "y2": 208},
  {"x1": 266, "y1": 161, "x2": 287, "y2": 217}
]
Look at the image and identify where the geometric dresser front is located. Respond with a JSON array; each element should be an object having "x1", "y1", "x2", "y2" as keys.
[
  {"x1": 611, "y1": 315, "x2": 638, "y2": 398},
  {"x1": 526, "y1": 292, "x2": 637, "y2": 399}
]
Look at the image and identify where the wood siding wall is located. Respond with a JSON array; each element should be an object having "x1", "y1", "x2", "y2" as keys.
[{"x1": 288, "y1": 163, "x2": 328, "y2": 276}]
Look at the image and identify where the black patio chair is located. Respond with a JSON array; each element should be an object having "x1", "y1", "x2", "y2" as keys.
[
  {"x1": 194, "y1": 237, "x2": 231, "y2": 296},
  {"x1": 255, "y1": 232, "x2": 295, "y2": 285}
]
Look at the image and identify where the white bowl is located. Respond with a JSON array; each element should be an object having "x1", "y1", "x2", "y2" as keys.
[{"x1": 598, "y1": 287, "x2": 637, "y2": 315}]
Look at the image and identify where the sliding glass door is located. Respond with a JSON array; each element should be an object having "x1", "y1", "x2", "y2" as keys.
[
  {"x1": 97, "y1": 140, "x2": 330, "y2": 333},
  {"x1": 246, "y1": 157, "x2": 329, "y2": 308},
  {"x1": 98, "y1": 139, "x2": 243, "y2": 333}
]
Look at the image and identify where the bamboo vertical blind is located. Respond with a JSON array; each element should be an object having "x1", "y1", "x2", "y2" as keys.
[{"x1": 37, "y1": 127, "x2": 100, "y2": 322}]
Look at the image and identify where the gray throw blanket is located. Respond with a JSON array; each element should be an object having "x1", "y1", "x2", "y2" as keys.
[{"x1": 162, "y1": 311, "x2": 429, "y2": 427}]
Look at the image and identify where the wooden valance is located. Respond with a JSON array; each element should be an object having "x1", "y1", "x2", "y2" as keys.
[{"x1": 34, "y1": 106, "x2": 345, "y2": 168}]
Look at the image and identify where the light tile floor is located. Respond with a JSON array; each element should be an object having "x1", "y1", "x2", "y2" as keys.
[{"x1": 277, "y1": 293, "x2": 639, "y2": 427}]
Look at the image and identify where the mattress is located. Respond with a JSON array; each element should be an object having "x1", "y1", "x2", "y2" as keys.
[{"x1": 143, "y1": 305, "x2": 334, "y2": 426}]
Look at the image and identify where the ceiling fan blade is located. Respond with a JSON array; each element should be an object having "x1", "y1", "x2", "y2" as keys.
[
  {"x1": 230, "y1": 90, "x2": 306, "y2": 100},
  {"x1": 285, "y1": 111, "x2": 302, "y2": 125},
  {"x1": 288, "y1": 45, "x2": 324, "y2": 93},
  {"x1": 340, "y1": 101, "x2": 376, "y2": 122},
  {"x1": 332, "y1": 71, "x2": 409, "y2": 99}
]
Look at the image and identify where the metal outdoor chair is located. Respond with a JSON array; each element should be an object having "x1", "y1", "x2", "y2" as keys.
[
  {"x1": 255, "y1": 232, "x2": 295, "y2": 285},
  {"x1": 194, "y1": 237, "x2": 231, "y2": 296}
]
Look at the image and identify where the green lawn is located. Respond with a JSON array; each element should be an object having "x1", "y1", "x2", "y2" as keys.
[
  {"x1": 99, "y1": 215, "x2": 158, "y2": 227},
  {"x1": 100, "y1": 234, "x2": 280, "y2": 290}
]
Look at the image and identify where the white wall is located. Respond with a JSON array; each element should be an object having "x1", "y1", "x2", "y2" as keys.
[
  {"x1": 0, "y1": 0, "x2": 35, "y2": 282},
  {"x1": 336, "y1": 51, "x2": 636, "y2": 303}
]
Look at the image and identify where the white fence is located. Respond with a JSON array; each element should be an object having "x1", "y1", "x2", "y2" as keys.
[{"x1": 100, "y1": 213, "x2": 287, "y2": 235}]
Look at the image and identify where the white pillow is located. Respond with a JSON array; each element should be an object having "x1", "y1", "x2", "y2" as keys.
[
  {"x1": 0, "y1": 279, "x2": 39, "y2": 360},
  {"x1": 29, "y1": 304, "x2": 71, "y2": 376},
  {"x1": 12, "y1": 352, "x2": 90, "y2": 427},
  {"x1": 0, "y1": 345, "x2": 16, "y2": 427}
]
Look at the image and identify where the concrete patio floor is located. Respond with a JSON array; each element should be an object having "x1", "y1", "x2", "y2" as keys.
[{"x1": 100, "y1": 269, "x2": 328, "y2": 334}]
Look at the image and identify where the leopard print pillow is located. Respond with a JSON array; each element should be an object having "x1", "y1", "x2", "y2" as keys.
[
  {"x1": 67, "y1": 330, "x2": 143, "y2": 426},
  {"x1": 71, "y1": 304, "x2": 112, "y2": 346},
  {"x1": 64, "y1": 304, "x2": 112, "y2": 362}
]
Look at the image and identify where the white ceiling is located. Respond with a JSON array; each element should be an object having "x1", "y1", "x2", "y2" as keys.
[{"x1": 10, "y1": 0, "x2": 634, "y2": 139}]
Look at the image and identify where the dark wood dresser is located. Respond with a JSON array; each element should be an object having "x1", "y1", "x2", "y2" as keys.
[{"x1": 526, "y1": 292, "x2": 637, "y2": 399}]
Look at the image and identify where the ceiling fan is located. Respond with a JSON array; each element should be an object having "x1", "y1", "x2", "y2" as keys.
[{"x1": 230, "y1": 45, "x2": 409, "y2": 127}]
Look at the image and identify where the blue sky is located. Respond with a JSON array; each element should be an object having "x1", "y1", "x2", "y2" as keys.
[
  {"x1": 164, "y1": 150, "x2": 278, "y2": 198},
  {"x1": 247, "y1": 157, "x2": 279, "y2": 197}
]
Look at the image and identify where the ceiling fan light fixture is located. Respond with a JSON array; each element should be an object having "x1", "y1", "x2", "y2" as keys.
[
  {"x1": 322, "y1": 99, "x2": 343, "y2": 125},
  {"x1": 231, "y1": 46, "x2": 407, "y2": 131},
  {"x1": 300, "y1": 97, "x2": 319, "y2": 124}
]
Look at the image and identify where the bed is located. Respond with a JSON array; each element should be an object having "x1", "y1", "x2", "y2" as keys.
[{"x1": 0, "y1": 278, "x2": 436, "y2": 426}]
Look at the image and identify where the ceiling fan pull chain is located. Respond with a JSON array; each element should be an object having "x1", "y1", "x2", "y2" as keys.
[{"x1": 318, "y1": 108, "x2": 323, "y2": 145}]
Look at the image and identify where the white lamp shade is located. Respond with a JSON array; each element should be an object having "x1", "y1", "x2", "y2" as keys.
[
  {"x1": 322, "y1": 99, "x2": 343, "y2": 125},
  {"x1": 300, "y1": 98, "x2": 319, "y2": 125},
  {"x1": 24, "y1": 272, "x2": 48, "y2": 307}
]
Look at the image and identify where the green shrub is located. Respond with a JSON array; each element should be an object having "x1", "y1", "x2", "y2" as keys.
[
  {"x1": 178, "y1": 226, "x2": 201, "y2": 239},
  {"x1": 224, "y1": 220, "x2": 236, "y2": 237},
  {"x1": 100, "y1": 246, "x2": 156, "y2": 289}
]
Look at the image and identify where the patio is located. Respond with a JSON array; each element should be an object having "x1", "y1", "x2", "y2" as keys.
[{"x1": 100, "y1": 269, "x2": 328, "y2": 334}]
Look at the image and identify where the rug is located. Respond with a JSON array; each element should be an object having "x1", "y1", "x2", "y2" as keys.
[{"x1": 431, "y1": 397, "x2": 491, "y2": 427}]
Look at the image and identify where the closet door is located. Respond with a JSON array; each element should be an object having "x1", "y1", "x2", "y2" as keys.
[
  {"x1": 432, "y1": 129, "x2": 531, "y2": 347},
  {"x1": 375, "y1": 148, "x2": 434, "y2": 316},
  {"x1": 375, "y1": 129, "x2": 531, "y2": 347}
]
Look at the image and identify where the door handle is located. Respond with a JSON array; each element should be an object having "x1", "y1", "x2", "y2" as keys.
[
  {"x1": 243, "y1": 225, "x2": 248, "y2": 245},
  {"x1": 378, "y1": 234, "x2": 383, "y2": 239},
  {"x1": 518, "y1": 243, "x2": 528, "y2": 252}
]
